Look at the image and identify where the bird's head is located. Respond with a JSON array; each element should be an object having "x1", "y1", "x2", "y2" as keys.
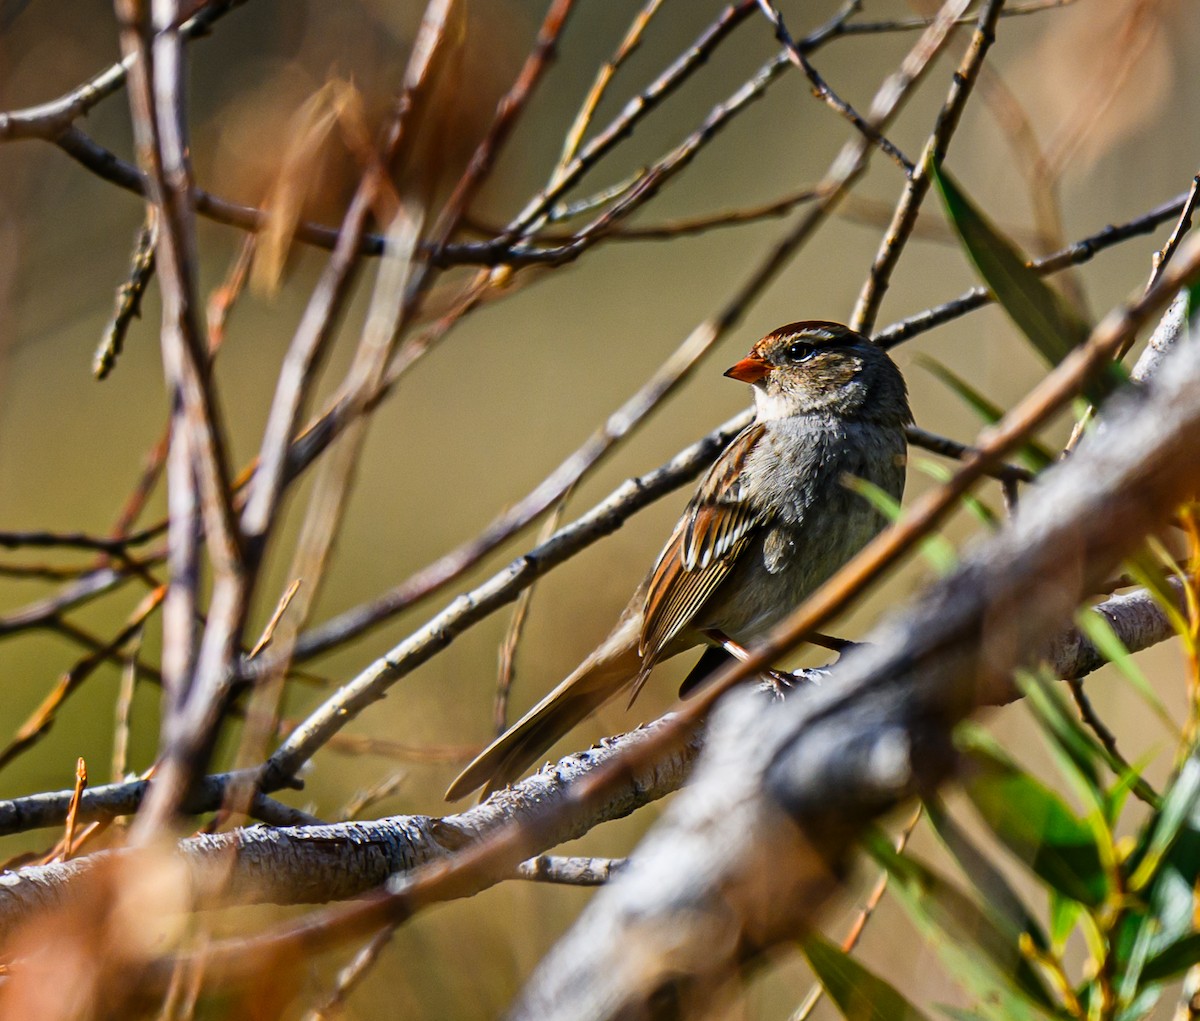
[{"x1": 724, "y1": 321, "x2": 910, "y2": 425}]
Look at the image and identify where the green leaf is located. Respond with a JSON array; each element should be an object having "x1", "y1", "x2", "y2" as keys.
[
  {"x1": 917, "y1": 357, "x2": 1054, "y2": 471},
  {"x1": 925, "y1": 796, "x2": 1048, "y2": 950},
  {"x1": 1126, "y1": 549, "x2": 1191, "y2": 639},
  {"x1": 844, "y1": 476, "x2": 956, "y2": 574},
  {"x1": 1103, "y1": 749, "x2": 1159, "y2": 829},
  {"x1": 1141, "y1": 932, "x2": 1200, "y2": 985},
  {"x1": 1013, "y1": 672, "x2": 1102, "y2": 796},
  {"x1": 863, "y1": 831, "x2": 1058, "y2": 1020},
  {"x1": 914, "y1": 459, "x2": 1000, "y2": 530},
  {"x1": 1012, "y1": 673, "x2": 1122, "y2": 882},
  {"x1": 1115, "y1": 986, "x2": 1165, "y2": 1021},
  {"x1": 1155, "y1": 827, "x2": 1200, "y2": 945},
  {"x1": 1130, "y1": 747, "x2": 1200, "y2": 891},
  {"x1": 1074, "y1": 607, "x2": 1176, "y2": 735},
  {"x1": 1116, "y1": 907, "x2": 1161, "y2": 1007},
  {"x1": 802, "y1": 932, "x2": 934, "y2": 1021},
  {"x1": 1047, "y1": 892, "x2": 1081, "y2": 955},
  {"x1": 1124, "y1": 835, "x2": 1200, "y2": 995},
  {"x1": 1116, "y1": 750, "x2": 1200, "y2": 1008},
  {"x1": 929, "y1": 159, "x2": 1092, "y2": 371},
  {"x1": 956, "y1": 731, "x2": 1108, "y2": 906}
]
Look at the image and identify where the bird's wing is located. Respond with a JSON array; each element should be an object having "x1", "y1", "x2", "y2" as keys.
[{"x1": 639, "y1": 422, "x2": 768, "y2": 662}]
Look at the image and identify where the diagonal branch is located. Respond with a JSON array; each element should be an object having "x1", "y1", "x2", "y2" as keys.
[
  {"x1": 851, "y1": 0, "x2": 1003, "y2": 335},
  {"x1": 509, "y1": 267, "x2": 1200, "y2": 1021}
]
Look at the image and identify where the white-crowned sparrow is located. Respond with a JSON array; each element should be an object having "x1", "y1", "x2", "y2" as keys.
[{"x1": 446, "y1": 321, "x2": 911, "y2": 800}]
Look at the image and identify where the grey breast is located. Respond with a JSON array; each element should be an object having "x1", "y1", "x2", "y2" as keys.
[{"x1": 701, "y1": 414, "x2": 905, "y2": 643}]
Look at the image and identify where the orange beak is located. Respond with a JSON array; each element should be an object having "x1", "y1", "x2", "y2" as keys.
[{"x1": 723, "y1": 355, "x2": 771, "y2": 384}]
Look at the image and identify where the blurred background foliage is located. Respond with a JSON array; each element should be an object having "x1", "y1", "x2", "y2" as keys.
[{"x1": 2, "y1": 0, "x2": 1200, "y2": 1017}]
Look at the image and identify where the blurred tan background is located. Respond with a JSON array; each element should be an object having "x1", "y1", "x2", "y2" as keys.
[{"x1": 2, "y1": 0, "x2": 1199, "y2": 1016}]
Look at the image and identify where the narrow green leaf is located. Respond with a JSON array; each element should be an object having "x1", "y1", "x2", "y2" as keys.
[
  {"x1": 925, "y1": 796, "x2": 1048, "y2": 950},
  {"x1": 845, "y1": 476, "x2": 956, "y2": 574},
  {"x1": 863, "y1": 831, "x2": 1058, "y2": 1019},
  {"x1": 1114, "y1": 826, "x2": 1200, "y2": 1009},
  {"x1": 1154, "y1": 827, "x2": 1200, "y2": 945},
  {"x1": 1047, "y1": 892, "x2": 1080, "y2": 954},
  {"x1": 956, "y1": 732, "x2": 1108, "y2": 906},
  {"x1": 1115, "y1": 986, "x2": 1165, "y2": 1021},
  {"x1": 1073, "y1": 607, "x2": 1177, "y2": 735},
  {"x1": 1116, "y1": 908, "x2": 1161, "y2": 1006},
  {"x1": 1103, "y1": 749, "x2": 1159, "y2": 829},
  {"x1": 1013, "y1": 672, "x2": 1103, "y2": 795},
  {"x1": 1013, "y1": 673, "x2": 1121, "y2": 881},
  {"x1": 929, "y1": 159, "x2": 1092, "y2": 370},
  {"x1": 1130, "y1": 747, "x2": 1200, "y2": 891},
  {"x1": 914, "y1": 459, "x2": 1000, "y2": 530},
  {"x1": 917, "y1": 357, "x2": 1054, "y2": 471},
  {"x1": 803, "y1": 932, "x2": 934, "y2": 1021},
  {"x1": 1140, "y1": 927, "x2": 1200, "y2": 986},
  {"x1": 1126, "y1": 549, "x2": 1191, "y2": 638}
]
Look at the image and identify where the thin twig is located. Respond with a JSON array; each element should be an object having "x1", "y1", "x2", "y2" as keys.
[
  {"x1": 0, "y1": 527, "x2": 162, "y2": 556},
  {"x1": 0, "y1": 586, "x2": 166, "y2": 773},
  {"x1": 851, "y1": 0, "x2": 1004, "y2": 335},
  {"x1": 1148, "y1": 172, "x2": 1200, "y2": 293},
  {"x1": 0, "y1": 1, "x2": 252, "y2": 141},
  {"x1": 874, "y1": 189, "x2": 1192, "y2": 347},
  {"x1": 339, "y1": 772, "x2": 409, "y2": 823},
  {"x1": 1066, "y1": 676, "x2": 1125, "y2": 764},
  {"x1": 757, "y1": 0, "x2": 913, "y2": 173},
  {"x1": 247, "y1": 580, "x2": 301, "y2": 659},
  {"x1": 0, "y1": 569, "x2": 137, "y2": 639},
  {"x1": 905, "y1": 425, "x2": 1035, "y2": 484},
  {"x1": 112, "y1": 626, "x2": 143, "y2": 784},
  {"x1": 790, "y1": 805, "x2": 922, "y2": 1021},
  {"x1": 56, "y1": 758, "x2": 88, "y2": 863},
  {"x1": 305, "y1": 925, "x2": 396, "y2": 1021},
  {"x1": 496, "y1": 504, "x2": 569, "y2": 737},
  {"x1": 94, "y1": 211, "x2": 158, "y2": 380},
  {"x1": 551, "y1": 0, "x2": 666, "y2": 179}
]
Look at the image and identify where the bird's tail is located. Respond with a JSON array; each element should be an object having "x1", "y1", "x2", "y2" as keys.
[{"x1": 444, "y1": 611, "x2": 644, "y2": 801}]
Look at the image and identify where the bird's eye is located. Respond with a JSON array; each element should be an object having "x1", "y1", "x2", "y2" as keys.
[{"x1": 786, "y1": 341, "x2": 817, "y2": 362}]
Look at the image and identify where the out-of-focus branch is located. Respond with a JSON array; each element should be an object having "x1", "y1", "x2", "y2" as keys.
[
  {"x1": 117, "y1": 0, "x2": 247, "y2": 839},
  {"x1": 508, "y1": 262, "x2": 1200, "y2": 1021},
  {"x1": 0, "y1": 563, "x2": 1173, "y2": 845},
  {"x1": 904, "y1": 425, "x2": 1035, "y2": 484},
  {"x1": 0, "y1": 552, "x2": 1176, "y2": 925},
  {"x1": 0, "y1": 1, "x2": 252, "y2": 142}
]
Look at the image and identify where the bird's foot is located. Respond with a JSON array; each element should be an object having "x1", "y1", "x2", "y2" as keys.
[{"x1": 763, "y1": 668, "x2": 797, "y2": 700}]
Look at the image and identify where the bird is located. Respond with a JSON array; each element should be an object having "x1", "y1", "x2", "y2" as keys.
[{"x1": 445, "y1": 321, "x2": 911, "y2": 801}]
